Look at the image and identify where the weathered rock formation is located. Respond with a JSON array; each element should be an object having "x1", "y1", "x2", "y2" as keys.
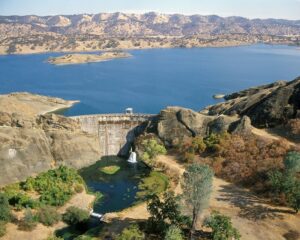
[
  {"x1": 0, "y1": 93, "x2": 100, "y2": 186},
  {"x1": 204, "y1": 77, "x2": 300, "y2": 128},
  {"x1": 145, "y1": 107, "x2": 243, "y2": 147}
]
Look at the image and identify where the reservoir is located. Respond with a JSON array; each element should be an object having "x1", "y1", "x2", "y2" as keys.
[{"x1": 1, "y1": 44, "x2": 300, "y2": 116}]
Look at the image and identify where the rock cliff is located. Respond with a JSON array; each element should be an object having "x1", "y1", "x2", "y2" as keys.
[
  {"x1": 204, "y1": 77, "x2": 300, "y2": 128},
  {"x1": 0, "y1": 93, "x2": 100, "y2": 186}
]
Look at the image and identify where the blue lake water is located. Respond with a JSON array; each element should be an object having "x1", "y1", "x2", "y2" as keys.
[{"x1": 0, "y1": 44, "x2": 300, "y2": 116}]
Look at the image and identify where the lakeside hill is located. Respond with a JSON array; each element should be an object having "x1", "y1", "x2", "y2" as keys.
[
  {"x1": 0, "y1": 12, "x2": 299, "y2": 55},
  {"x1": 1, "y1": 12, "x2": 300, "y2": 37}
]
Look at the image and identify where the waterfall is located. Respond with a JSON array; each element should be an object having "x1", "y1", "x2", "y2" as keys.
[{"x1": 127, "y1": 151, "x2": 137, "y2": 163}]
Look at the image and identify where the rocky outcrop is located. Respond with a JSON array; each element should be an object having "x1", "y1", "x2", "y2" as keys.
[
  {"x1": 0, "y1": 93, "x2": 100, "y2": 186},
  {"x1": 147, "y1": 107, "x2": 242, "y2": 147},
  {"x1": 204, "y1": 77, "x2": 300, "y2": 128}
]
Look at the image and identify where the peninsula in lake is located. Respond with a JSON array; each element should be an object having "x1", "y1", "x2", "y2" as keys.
[{"x1": 48, "y1": 51, "x2": 131, "y2": 65}]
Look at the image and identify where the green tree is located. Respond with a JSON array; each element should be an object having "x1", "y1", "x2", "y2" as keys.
[
  {"x1": 204, "y1": 212, "x2": 241, "y2": 240},
  {"x1": 164, "y1": 225, "x2": 183, "y2": 240},
  {"x1": 146, "y1": 192, "x2": 191, "y2": 234},
  {"x1": 116, "y1": 224, "x2": 145, "y2": 240},
  {"x1": 182, "y1": 164, "x2": 213, "y2": 235},
  {"x1": 0, "y1": 193, "x2": 11, "y2": 222},
  {"x1": 284, "y1": 151, "x2": 300, "y2": 173},
  {"x1": 141, "y1": 139, "x2": 167, "y2": 163},
  {"x1": 62, "y1": 207, "x2": 89, "y2": 226},
  {"x1": 37, "y1": 206, "x2": 61, "y2": 226}
]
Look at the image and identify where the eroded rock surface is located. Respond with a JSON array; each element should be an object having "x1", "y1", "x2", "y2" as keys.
[
  {"x1": 0, "y1": 93, "x2": 100, "y2": 186},
  {"x1": 204, "y1": 77, "x2": 300, "y2": 128}
]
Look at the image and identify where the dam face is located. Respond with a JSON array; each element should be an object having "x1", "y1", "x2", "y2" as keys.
[{"x1": 71, "y1": 114, "x2": 155, "y2": 157}]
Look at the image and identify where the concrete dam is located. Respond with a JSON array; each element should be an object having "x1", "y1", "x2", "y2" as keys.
[{"x1": 71, "y1": 113, "x2": 155, "y2": 157}]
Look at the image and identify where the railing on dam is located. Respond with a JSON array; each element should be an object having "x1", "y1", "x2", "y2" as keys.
[{"x1": 70, "y1": 113, "x2": 156, "y2": 156}]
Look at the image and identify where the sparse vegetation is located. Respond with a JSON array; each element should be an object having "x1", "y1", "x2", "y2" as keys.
[
  {"x1": 37, "y1": 206, "x2": 61, "y2": 226},
  {"x1": 0, "y1": 221, "x2": 7, "y2": 237},
  {"x1": 116, "y1": 224, "x2": 145, "y2": 240},
  {"x1": 18, "y1": 209, "x2": 38, "y2": 231},
  {"x1": 164, "y1": 225, "x2": 183, "y2": 240}
]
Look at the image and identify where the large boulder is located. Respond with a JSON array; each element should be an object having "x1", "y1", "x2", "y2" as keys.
[{"x1": 155, "y1": 107, "x2": 216, "y2": 146}]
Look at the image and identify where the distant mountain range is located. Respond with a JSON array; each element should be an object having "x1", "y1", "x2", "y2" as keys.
[{"x1": 1, "y1": 12, "x2": 300, "y2": 37}]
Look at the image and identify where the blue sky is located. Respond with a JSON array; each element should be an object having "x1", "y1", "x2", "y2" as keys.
[{"x1": 0, "y1": 0, "x2": 299, "y2": 20}]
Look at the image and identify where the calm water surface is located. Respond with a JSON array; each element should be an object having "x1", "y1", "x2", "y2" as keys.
[{"x1": 1, "y1": 44, "x2": 300, "y2": 116}]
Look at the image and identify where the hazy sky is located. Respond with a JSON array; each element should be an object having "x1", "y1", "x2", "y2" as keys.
[{"x1": 0, "y1": 0, "x2": 299, "y2": 20}]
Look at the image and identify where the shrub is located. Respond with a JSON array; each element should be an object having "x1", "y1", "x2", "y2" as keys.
[
  {"x1": 74, "y1": 184, "x2": 84, "y2": 193},
  {"x1": 21, "y1": 166, "x2": 83, "y2": 206},
  {"x1": 164, "y1": 225, "x2": 183, "y2": 240},
  {"x1": 8, "y1": 193, "x2": 39, "y2": 210},
  {"x1": 204, "y1": 212, "x2": 241, "y2": 240},
  {"x1": 62, "y1": 207, "x2": 89, "y2": 226},
  {"x1": 116, "y1": 224, "x2": 145, "y2": 240},
  {"x1": 0, "y1": 221, "x2": 6, "y2": 237},
  {"x1": 18, "y1": 209, "x2": 38, "y2": 231},
  {"x1": 37, "y1": 206, "x2": 61, "y2": 226},
  {"x1": 141, "y1": 139, "x2": 167, "y2": 163},
  {"x1": 284, "y1": 151, "x2": 300, "y2": 173},
  {"x1": 0, "y1": 193, "x2": 12, "y2": 222}
]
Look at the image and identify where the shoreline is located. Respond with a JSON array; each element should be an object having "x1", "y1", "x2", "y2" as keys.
[
  {"x1": 0, "y1": 42, "x2": 254, "y2": 56},
  {"x1": 0, "y1": 42, "x2": 297, "y2": 56},
  {"x1": 40, "y1": 100, "x2": 79, "y2": 115}
]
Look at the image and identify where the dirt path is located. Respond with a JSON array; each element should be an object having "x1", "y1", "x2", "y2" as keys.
[{"x1": 252, "y1": 127, "x2": 297, "y2": 147}]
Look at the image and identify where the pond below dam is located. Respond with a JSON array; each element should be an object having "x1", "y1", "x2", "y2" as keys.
[{"x1": 79, "y1": 156, "x2": 150, "y2": 214}]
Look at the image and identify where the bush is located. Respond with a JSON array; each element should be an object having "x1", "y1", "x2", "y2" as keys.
[
  {"x1": 0, "y1": 221, "x2": 7, "y2": 237},
  {"x1": 204, "y1": 212, "x2": 241, "y2": 240},
  {"x1": 164, "y1": 225, "x2": 183, "y2": 240},
  {"x1": 0, "y1": 193, "x2": 11, "y2": 222},
  {"x1": 268, "y1": 160, "x2": 300, "y2": 213},
  {"x1": 18, "y1": 209, "x2": 38, "y2": 231},
  {"x1": 284, "y1": 151, "x2": 300, "y2": 173},
  {"x1": 62, "y1": 207, "x2": 89, "y2": 226},
  {"x1": 116, "y1": 224, "x2": 145, "y2": 240},
  {"x1": 21, "y1": 166, "x2": 83, "y2": 206},
  {"x1": 8, "y1": 193, "x2": 39, "y2": 210},
  {"x1": 141, "y1": 139, "x2": 167, "y2": 163},
  {"x1": 37, "y1": 206, "x2": 61, "y2": 226}
]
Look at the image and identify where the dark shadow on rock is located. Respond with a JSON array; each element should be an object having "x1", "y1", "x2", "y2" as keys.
[
  {"x1": 118, "y1": 122, "x2": 148, "y2": 157},
  {"x1": 216, "y1": 183, "x2": 294, "y2": 221}
]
